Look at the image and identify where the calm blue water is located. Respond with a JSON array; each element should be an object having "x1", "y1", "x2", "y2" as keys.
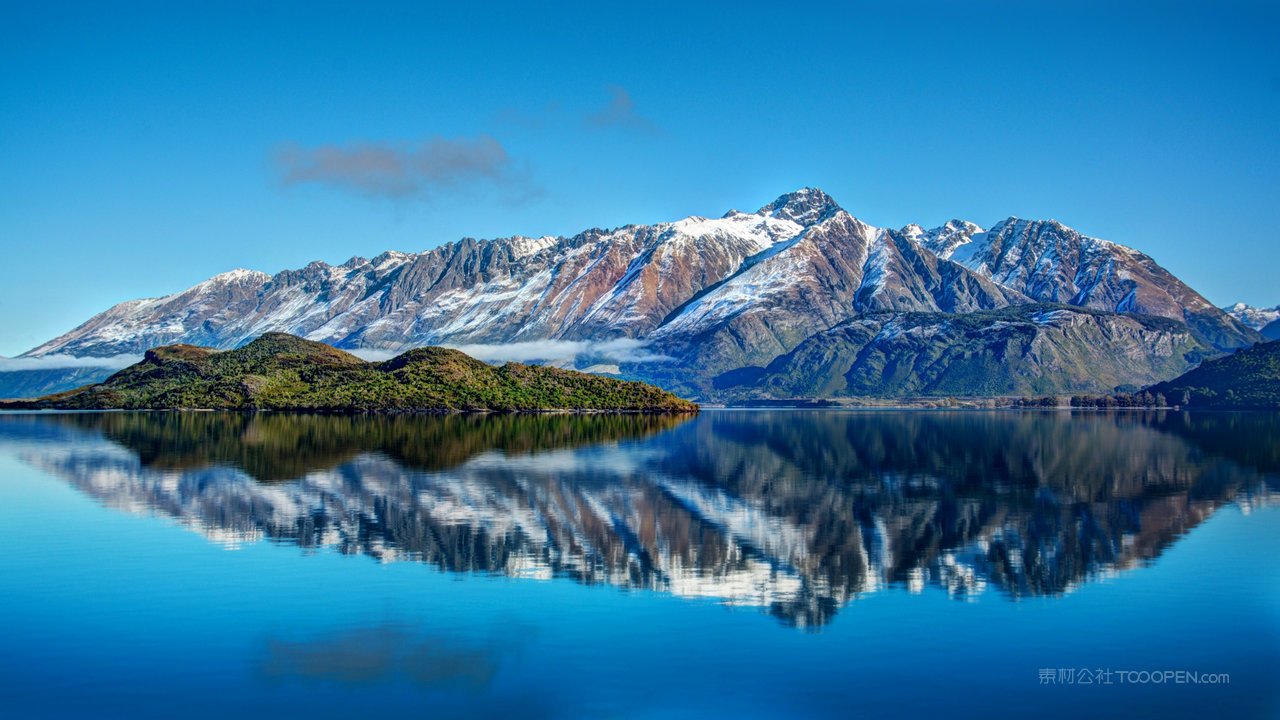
[{"x1": 0, "y1": 410, "x2": 1277, "y2": 719}]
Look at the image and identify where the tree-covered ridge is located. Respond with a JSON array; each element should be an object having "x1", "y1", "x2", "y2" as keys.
[
  {"x1": 1146, "y1": 340, "x2": 1280, "y2": 409},
  {"x1": 11, "y1": 333, "x2": 699, "y2": 413}
]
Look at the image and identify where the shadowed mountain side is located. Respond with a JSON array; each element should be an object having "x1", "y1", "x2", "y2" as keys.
[
  {"x1": 686, "y1": 305, "x2": 1212, "y2": 399},
  {"x1": 4, "y1": 411, "x2": 1275, "y2": 627},
  {"x1": 0, "y1": 366, "x2": 118, "y2": 400}
]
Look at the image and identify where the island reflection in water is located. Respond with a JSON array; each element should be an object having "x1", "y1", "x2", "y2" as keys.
[{"x1": 3, "y1": 410, "x2": 1276, "y2": 628}]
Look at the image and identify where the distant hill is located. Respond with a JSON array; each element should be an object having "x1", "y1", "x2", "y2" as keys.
[
  {"x1": 0, "y1": 365, "x2": 116, "y2": 399},
  {"x1": 4, "y1": 333, "x2": 698, "y2": 413},
  {"x1": 1147, "y1": 340, "x2": 1280, "y2": 410}
]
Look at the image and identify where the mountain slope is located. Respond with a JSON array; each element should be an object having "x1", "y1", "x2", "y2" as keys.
[
  {"x1": 1146, "y1": 340, "x2": 1280, "y2": 409},
  {"x1": 12, "y1": 188, "x2": 1250, "y2": 400},
  {"x1": 0, "y1": 366, "x2": 118, "y2": 399},
  {"x1": 648, "y1": 193, "x2": 1022, "y2": 375},
  {"x1": 26, "y1": 205, "x2": 816, "y2": 357},
  {"x1": 941, "y1": 219, "x2": 1257, "y2": 350},
  {"x1": 12, "y1": 333, "x2": 698, "y2": 413},
  {"x1": 1225, "y1": 303, "x2": 1280, "y2": 340},
  {"x1": 701, "y1": 304, "x2": 1210, "y2": 399}
]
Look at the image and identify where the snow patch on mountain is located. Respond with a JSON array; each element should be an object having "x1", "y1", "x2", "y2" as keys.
[
  {"x1": 905, "y1": 220, "x2": 985, "y2": 259},
  {"x1": 16, "y1": 186, "x2": 1254, "y2": 379}
]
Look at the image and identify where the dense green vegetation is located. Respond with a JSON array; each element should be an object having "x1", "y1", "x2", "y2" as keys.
[
  {"x1": 1144, "y1": 340, "x2": 1280, "y2": 409},
  {"x1": 1061, "y1": 340, "x2": 1280, "y2": 409},
  {"x1": 7, "y1": 333, "x2": 699, "y2": 413}
]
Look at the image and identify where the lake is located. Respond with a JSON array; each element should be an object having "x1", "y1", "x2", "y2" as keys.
[{"x1": 0, "y1": 410, "x2": 1276, "y2": 719}]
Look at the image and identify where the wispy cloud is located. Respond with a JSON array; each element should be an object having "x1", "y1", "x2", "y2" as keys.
[
  {"x1": 0, "y1": 354, "x2": 142, "y2": 372},
  {"x1": 347, "y1": 339, "x2": 671, "y2": 367},
  {"x1": 347, "y1": 348, "x2": 401, "y2": 362},
  {"x1": 273, "y1": 135, "x2": 539, "y2": 202},
  {"x1": 444, "y1": 338, "x2": 671, "y2": 365},
  {"x1": 584, "y1": 85, "x2": 659, "y2": 135}
]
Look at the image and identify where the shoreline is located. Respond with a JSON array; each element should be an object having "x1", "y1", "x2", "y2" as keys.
[{"x1": 0, "y1": 403, "x2": 700, "y2": 415}]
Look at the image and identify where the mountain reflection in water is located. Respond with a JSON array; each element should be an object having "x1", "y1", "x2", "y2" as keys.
[{"x1": 2, "y1": 410, "x2": 1276, "y2": 628}]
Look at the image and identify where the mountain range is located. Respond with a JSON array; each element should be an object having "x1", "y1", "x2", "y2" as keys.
[
  {"x1": 3, "y1": 188, "x2": 1265, "y2": 400},
  {"x1": 1224, "y1": 302, "x2": 1280, "y2": 340}
]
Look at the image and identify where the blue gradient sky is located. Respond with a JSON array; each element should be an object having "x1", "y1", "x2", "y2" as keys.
[{"x1": 2, "y1": 1, "x2": 1278, "y2": 356}]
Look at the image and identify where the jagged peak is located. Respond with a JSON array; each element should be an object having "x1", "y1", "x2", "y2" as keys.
[
  {"x1": 983, "y1": 217, "x2": 1142, "y2": 255},
  {"x1": 206, "y1": 268, "x2": 270, "y2": 284},
  {"x1": 988, "y1": 216, "x2": 1078, "y2": 235},
  {"x1": 937, "y1": 219, "x2": 983, "y2": 233},
  {"x1": 757, "y1": 187, "x2": 842, "y2": 225},
  {"x1": 900, "y1": 219, "x2": 983, "y2": 239},
  {"x1": 372, "y1": 249, "x2": 412, "y2": 265}
]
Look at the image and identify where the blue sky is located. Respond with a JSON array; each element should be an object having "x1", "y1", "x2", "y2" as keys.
[{"x1": 2, "y1": 0, "x2": 1278, "y2": 356}]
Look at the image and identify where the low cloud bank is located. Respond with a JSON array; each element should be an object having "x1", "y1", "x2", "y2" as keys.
[
  {"x1": 445, "y1": 338, "x2": 672, "y2": 366},
  {"x1": 347, "y1": 348, "x2": 401, "y2": 362},
  {"x1": 346, "y1": 339, "x2": 671, "y2": 367},
  {"x1": 0, "y1": 354, "x2": 143, "y2": 372}
]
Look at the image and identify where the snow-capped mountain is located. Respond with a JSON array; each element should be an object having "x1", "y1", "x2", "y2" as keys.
[
  {"x1": 27, "y1": 194, "x2": 828, "y2": 358},
  {"x1": 901, "y1": 219, "x2": 984, "y2": 259},
  {"x1": 8, "y1": 188, "x2": 1260, "y2": 399},
  {"x1": 936, "y1": 218, "x2": 1251, "y2": 350},
  {"x1": 1224, "y1": 303, "x2": 1280, "y2": 340}
]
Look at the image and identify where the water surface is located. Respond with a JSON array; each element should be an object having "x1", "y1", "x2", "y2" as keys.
[{"x1": 0, "y1": 410, "x2": 1277, "y2": 718}]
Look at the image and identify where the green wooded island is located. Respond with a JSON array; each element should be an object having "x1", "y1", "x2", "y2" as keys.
[{"x1": 1, "y1": 333, "x2": 699, "y2": 414}]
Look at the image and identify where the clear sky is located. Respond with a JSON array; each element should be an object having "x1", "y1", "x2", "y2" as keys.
[{"x1": 2, "y1": 0, "x2": 1278, "y2": 356}]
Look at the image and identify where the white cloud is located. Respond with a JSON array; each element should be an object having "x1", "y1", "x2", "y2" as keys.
[
  {"x1": 443, "y1": 338, "x2": 672, "y2": 365},
  {"x1": 345, "y1": 339, "x2": 671, "y2": 367},
  {"x1": 347, "y1": 348, "x2": 401, "y2": 362},
  {"x1": 0, "y1": 354, "x2": 143, "y2": 372}
]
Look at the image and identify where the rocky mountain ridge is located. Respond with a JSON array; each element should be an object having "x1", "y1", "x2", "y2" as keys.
[
  {"x1": 6, "y1": 188, "x2": 1261, "y2": 400},
  {"x1": 1225, "y1": 302, "x2": 1280, "y2": 340}
]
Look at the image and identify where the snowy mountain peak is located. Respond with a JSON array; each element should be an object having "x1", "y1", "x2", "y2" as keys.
[
  {"x1": 900, "y1": 223, "x2": 926, "y2": 239},
  {"x1": 16, "y1": 188, "x2": 1258, "y2": 368},
  {"x1": 1223, "y1": 303, "x2": 1280, "y2": 331},
  {"x1": 758, "y1": 187, "x2": 842, "y2": 225},
  {"x1": 207, "y1": 268, "x2": 270, "y2": 284},
  {"x1": 507, "y1": 235, "x2": 559, "y2": 258},
  {"x1": 905, "y1": 219, "x2": 985, "y2": 260}
]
